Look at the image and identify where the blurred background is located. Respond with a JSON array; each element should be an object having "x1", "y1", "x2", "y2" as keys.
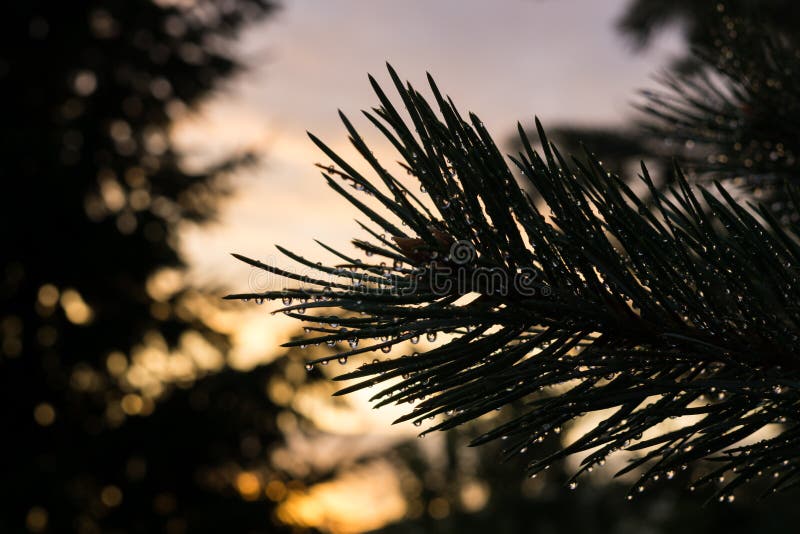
[{"x1": 3, "y1": 1, "x2": 800, "y2": 533}]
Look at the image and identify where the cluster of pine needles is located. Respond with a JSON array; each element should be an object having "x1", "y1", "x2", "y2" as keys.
[{"x1": 228, "y1": 64, "x2": 800, "y2": 502}]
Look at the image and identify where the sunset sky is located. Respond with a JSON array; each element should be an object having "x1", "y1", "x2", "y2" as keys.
[{"x1": 177, "y1": 0, "x2": 684, "y2": 292}]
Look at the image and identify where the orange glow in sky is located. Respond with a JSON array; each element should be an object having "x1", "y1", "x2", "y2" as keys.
[{"x1": 277, "y1": 461, "x2": 407, "y2": 533}]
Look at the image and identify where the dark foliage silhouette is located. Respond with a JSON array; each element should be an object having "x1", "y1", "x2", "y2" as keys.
[{"x1": 0, "y1": 1, "x2": 310, "y2": 532}]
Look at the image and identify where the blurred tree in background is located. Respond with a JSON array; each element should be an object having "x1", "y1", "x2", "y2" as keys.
[
  {"x1": 0, "y1": 1, "x2": 320, "y2": 532},
  {"x1": 617, "y1": 0, "x2": 800, "y2": 70}
]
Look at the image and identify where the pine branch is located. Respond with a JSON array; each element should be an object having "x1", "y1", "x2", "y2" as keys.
[
  {"x1": 639, "y1": 13, "x2": 800, "y2": 195},
  {"x1": 229, "y1": 65, "x2": 800, "y2": 500}
]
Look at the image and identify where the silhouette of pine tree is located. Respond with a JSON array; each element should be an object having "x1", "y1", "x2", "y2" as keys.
[
  {"x1": 617, "y1": 0, "x2": 800, "y2": 71},
  {"x1": 0, "y1": 2, "x2": 320, "y2": 532}
]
